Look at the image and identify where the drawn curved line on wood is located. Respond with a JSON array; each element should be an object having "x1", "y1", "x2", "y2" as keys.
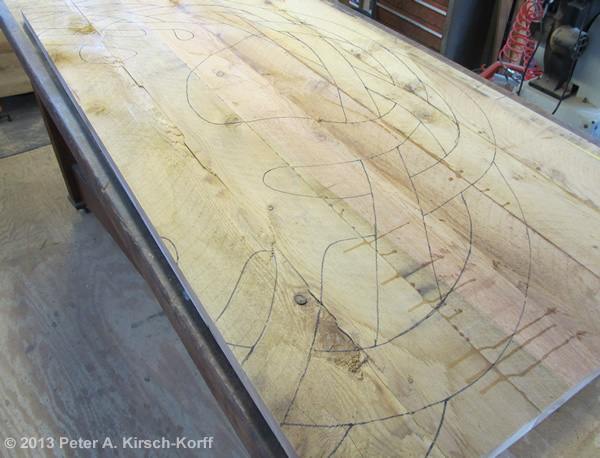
[
  {"x1": 160, "y1": 236, "x2": 180, "y2": 264},
  {"x1": 216, "y1": 250, "x2": 279, "y2": 365},
  {"x1": 173, "y1": 28, "x2": 194, "y2": 41},
  {"x1": 58, "y1": 2, "x2": 534, "y2": 454},
  {"x1": 281, "y1": 186, "x2": 530, "y2": 456},
  {"x1": 181, "y1": 5, "x2": 447, "y2": 128},
  {"x1": 78, "y1": 44, "x2": 138, "y2": 63},
  {"x1": 173, "y1": 5, "x2": 532, "y2": 451}
]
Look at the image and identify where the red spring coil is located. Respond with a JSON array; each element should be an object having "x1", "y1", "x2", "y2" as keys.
[{"x1": 499, "y1": 0, "x2": 544, "y2": 80}]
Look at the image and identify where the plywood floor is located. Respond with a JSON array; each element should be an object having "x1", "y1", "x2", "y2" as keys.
[{"x1": 0, "y1": 93, "x2": 51, "y2": 158}]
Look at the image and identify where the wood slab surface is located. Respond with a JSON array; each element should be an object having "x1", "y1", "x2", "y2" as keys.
[{"x1": 5, "y1": 0, "x2": 600, "y2": 455}]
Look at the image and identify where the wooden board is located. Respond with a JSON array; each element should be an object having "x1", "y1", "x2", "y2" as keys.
[{"x1": 7, "y1": 0, "x2": 600, "y2": 455}]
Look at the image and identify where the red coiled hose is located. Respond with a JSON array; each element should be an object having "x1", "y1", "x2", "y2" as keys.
[{"x1": 499, "y1": 0, "x2": 544, "y2": 80}]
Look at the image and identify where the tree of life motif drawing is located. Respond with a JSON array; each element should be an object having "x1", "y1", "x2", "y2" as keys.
[{"x1": 26, "y1": 1, "x2": 533, "y2": 455}]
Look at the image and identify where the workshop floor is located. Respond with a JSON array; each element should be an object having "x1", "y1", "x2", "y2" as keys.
[
  {"x1": 0, "y1": 94, "x2": 247, "y2": 457},
  {"x1": 0, "y1": 94, "x2": 599, "y2": 457}
]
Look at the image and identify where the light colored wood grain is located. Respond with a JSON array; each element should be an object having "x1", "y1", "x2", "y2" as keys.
[
  {"x1": 7, "y1": 0, "x2": 600, "y2": 455},
  {"x1": 0, "y1": 146, "x2": 247, "y2": 457}
]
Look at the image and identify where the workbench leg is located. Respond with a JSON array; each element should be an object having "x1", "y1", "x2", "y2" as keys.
[
  {"x1": 33, "y1": 93, "x2": 141, "y2": 268},
  {"x1": 35, "y1": 92, "x2": 87, "y2": 211}
]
